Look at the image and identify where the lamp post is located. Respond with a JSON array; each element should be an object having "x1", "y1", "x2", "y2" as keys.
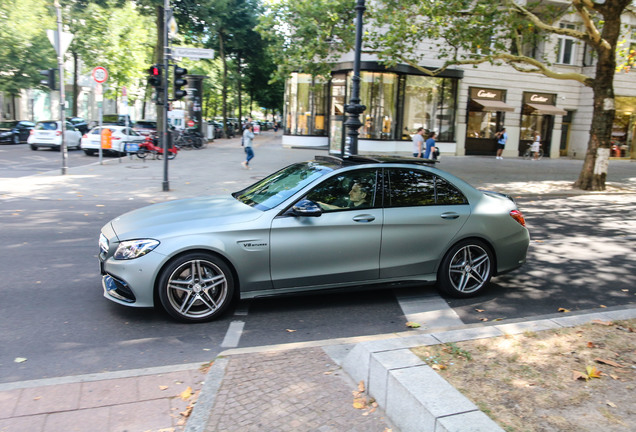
[{"x1": 342, "y1": 0, "x2": 366, "y2": 157}]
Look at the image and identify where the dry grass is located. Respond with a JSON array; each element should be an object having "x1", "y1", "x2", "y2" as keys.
[{"x1": 412, "y1": 319, "x2": 636, "y2": 432}]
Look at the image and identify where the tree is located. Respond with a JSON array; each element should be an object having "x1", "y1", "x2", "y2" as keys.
[{"x1": 0, "y1": 0, "x2": 56, "y2": 117}]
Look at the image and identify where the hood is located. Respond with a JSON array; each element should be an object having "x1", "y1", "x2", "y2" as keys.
[{"x1": 109, "y1": 195, "x2": 263, "y2": 240}]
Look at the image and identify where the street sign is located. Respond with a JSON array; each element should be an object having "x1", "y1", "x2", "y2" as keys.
[
  {"x1": 172, "y1": 47, "x2": 215, "y2": 60},
  {"x1": 92, "y1": 67, "x2": 108, "y2": 84},
  {"x1": 46, "y1": 29, "x2": 73, "y2": 57}
]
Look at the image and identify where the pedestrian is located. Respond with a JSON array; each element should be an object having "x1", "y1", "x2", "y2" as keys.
[
  {"x1": 495, "y1": 128, "x2": 507, "y2": 159},
  {"x1": 424, "y1": 131, "x2": 436, "y2": 159},
  {"x1": 531, "y1": 131, "x2": 541, "y2": 160},
  {"x1": 241, "y1": 123, "x2": 255, "y2": 169},
  {"x1": 412, "y1": 127, "x2": 425, "y2": 158}
]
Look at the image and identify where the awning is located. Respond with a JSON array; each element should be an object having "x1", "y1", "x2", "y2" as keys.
[
  {"x1": 472, "y1": 99, "x2": 515, "y2": 112},
  {"x1": 525, "y1": 103, "x2": 567, "y2": 116}
]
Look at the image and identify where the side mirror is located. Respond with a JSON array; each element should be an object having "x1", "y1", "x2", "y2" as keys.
[{"x1": 286, "y1": 199, "x2": 322, "y2": 217}]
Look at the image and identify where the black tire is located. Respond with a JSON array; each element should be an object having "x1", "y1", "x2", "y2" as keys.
[
  {"x1": 84, "y1": 149, "x2": 96, "y2": 156},
  {"x1": 30, "y1": 144, "x2": 38, "y2": 151},
  {"x1": 157, "y1": 252, "x2": 235, "y2": 323},
  {"x1": 137, "y1": 148, "x2": 148, "y2": 159},
  {"x1": 437, "y1": 239, "x2": 493, "y2": 298},
  {"x1": 13, "y1": 134, "x2": 20, "y2": 145},
  {"x1": 167, "y1": 150, "x2": 177, "y2": 160},
  {"x1": 523, "y1": 149, "x2": 531, "y2": 160}
]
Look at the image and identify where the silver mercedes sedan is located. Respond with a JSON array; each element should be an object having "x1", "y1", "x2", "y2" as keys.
[{"x1": 99, "y1": 155, "x2": 529, "y2": 323}]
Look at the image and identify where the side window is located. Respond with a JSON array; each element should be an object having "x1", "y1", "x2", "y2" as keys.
[
  {"x1": 387, "y1": 169, "x2": 436, "y2": 207},
  {"x1": 305, "y1": 169, "x2": 378, "y2": 212},
  {"x1": 436, "y1": 177, "x2": 467, "y2": 205},
  {"x1": 387, "y1": 169, "x2": 467, "y2": 207}
]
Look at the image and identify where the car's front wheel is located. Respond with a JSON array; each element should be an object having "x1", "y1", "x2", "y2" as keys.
[
  {"x1": 13, "y1": 134, "x2": 20, "y2": 144},
  {"x1": 437, "y1": 239, "x2": 493, "y2": 298},
  {"x1": 158, "y1": 252, "x2": 235, "y2": 323},
  {"x1": 30, "y1": 144, "x2": 38, "y2": 151}
]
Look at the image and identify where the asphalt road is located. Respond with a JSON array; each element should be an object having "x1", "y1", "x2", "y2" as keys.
[{"x1": 1, "y1": 143, "x2": 634, "y2": 384}]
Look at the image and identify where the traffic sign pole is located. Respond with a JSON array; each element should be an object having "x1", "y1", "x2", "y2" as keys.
[
  {"x1": 162, "y1": 0, "x2": 171, "y2": 192},
  {"x1": 54, "y1": 1, "x2": 68, "y2": 175},
  {"x1": 92, "y1": 68, "x2": 108, "y2": 164}
]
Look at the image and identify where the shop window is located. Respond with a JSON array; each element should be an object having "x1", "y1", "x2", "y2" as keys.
[
  {"x1": 557, "y1": 23, "x2": 578, "y2": 65},
  {"x1": 467, "y1": 111, "x2": 498, "y2": 139},
  {"x1": 402, "y1": 76, "x2": 457, "y2": 142},
  {"x1": 354, "y1": 72, "x2": 398, "y2": 140},
  {"x1": 520, "y1": 113, "x2": 546, "y2": 141},
  {"x1": 284, "y1": 73, "x2": 328, "y2": 136}
]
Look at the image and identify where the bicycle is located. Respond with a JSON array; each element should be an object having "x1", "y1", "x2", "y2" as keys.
[
  {"x1": 523, "y1": 143, "x2": 544, "y2": 160},
  {"x1": 174, "y1": 129, "x2": 207, "y2": 150}
]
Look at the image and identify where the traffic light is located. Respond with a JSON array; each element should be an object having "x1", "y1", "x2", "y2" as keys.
[
  {"x1": 173, "y1": 66, "x2": 188, "y2": 100},
  {"x1": 147, "y1": 65, "x2": 162, "y2": 88},
  {"x1": 39, "y1": 69, "x2": 56, "y2": 90}
]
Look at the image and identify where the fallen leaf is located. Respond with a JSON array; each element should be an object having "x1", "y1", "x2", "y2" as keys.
[
  {"x1": 358, "y1": 381, "x2": 365, "y2": 393},
  {"x1": 405, "y1": 321, "x2": 421, "y2": 328},
  {"x1": 595, "y1": 358, "x2": 625, "y2": 368},
  {"x1": 586, "y1": 365, "x2": 602, "y2": 379},
  {"x1": 572, "y1": 370, "x2": 588, "y2": 381},
  {"x1": 180, "y1": 386, "x2": 193, "y2": 400},
  {"x1": 587, "y1": 342, "x2": 595, "y2": 348},
  {"x1": 14, "y1": 357, "x2": 27, "y2": 363},
  {"x1": 600, "y1": 304, "x2": 607, "y2": 308},
  {"x1": 592, "y1": 319, "x2": 613, "y2": 326},
  {"x1": 480, "y1": 318, "x2": 489, "y2": 322},
  {"x1": 606, "y1": 401, "x2": 617, "y2": 408},
  {"x1": 353, "y1": 397, "x2": 367, "y2": 409},
  {"x1": 159, "y1": 385, "x2": 169, "y2": 391},
  {"x1": 33, "y1": 396, "x2": 41, "y2": 401},
  {"x1": 558, "y1": 308, "x2": 570, "y2": 313},
  {"x1": 475, "y1": 309, "x2": 485, "y2": 313},
  {"x1": 286, "y1": 329, "x2": 296, "y2": 332}
]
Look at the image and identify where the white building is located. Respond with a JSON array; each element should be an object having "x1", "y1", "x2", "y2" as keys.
[{"x1": 282, "y1": 4, "x2": 636, "y2": 160}]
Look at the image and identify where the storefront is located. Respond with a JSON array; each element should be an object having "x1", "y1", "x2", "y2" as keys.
[
  {"x1": 465, "y1": 87, "x2": 514, "y2": 155},
  {"x1": 282, "y1": 63, "x2": 462, "y2": 154},
  {"x1": 519, "y1": 92, "x2": 566, "y2": 157},
  {"x1": 612, "y1": 96, "x2": 636, "y2": 158}
]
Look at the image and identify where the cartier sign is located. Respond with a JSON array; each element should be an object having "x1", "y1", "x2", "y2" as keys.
[
  {"x1": 470, "y1": 87, "x2": 503, "y2": 101},
  {"x1": 523, "y1": 91, "x2": 555, "y2": 105}
]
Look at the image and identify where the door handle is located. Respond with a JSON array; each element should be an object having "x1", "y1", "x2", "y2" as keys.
[
  {"x1": 441, "y1": 212, "x2": 460, "y2": 220},
  {"x1": 352, "y1": 214, "x2": 375, "y2": 223}
]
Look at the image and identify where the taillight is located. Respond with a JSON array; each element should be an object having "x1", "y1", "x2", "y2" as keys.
[
  {"x1": 82, "y1": 134, "x2": 87, "y2": 138},
  {"x1": 510, "y1": 210, "x2": 526, "y2": 227},
  {"x1": 112, "y1": 136, "x2": 121, "y2": 140},
  {"x1": 56, "y1": 131, "x2": 62, "y2": 136},
  {"x1": 29, "y1": 130, "x2": 35, "y2": 135}
]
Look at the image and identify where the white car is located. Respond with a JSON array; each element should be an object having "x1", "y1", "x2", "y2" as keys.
[
  {"x1": 28, "y1": 121, "x2": 82, "y2": 151},
  {"x1": 81, "y1": 126, "x2": 145, "y2": 156}
]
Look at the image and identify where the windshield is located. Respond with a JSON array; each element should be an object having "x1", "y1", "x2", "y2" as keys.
[{"x1": 234, "y1": 161, "x2": 337, "y2": 210}]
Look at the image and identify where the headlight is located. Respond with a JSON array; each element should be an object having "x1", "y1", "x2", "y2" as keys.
[
  {"x1": 0, "y1": 132, "x2": 11, "y2": 137},
  {"x1": 114, "y1": 239, "x2": 159, "y2": 260}
]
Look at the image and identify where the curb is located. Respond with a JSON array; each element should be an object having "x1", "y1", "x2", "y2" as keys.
[{"x1": 341, "y1": 306, "x2": 636, "y2": 432}]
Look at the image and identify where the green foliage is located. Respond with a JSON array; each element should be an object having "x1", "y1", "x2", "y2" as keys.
[{"x1": 0, "y1": 0, "x2": 56, "y2": 95}]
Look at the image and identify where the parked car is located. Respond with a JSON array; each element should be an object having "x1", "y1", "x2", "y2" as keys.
[
  {"x1": 209, "y1": 121, "x2": 224, "y2": 139},
  {"x1": 102, "y1": 114, "x2": 134, "y2": 127},
  {"x1": 28, "y1": 120, "x2": 82, "y2": 151},
  {"x1": 98, "y1": 155, "x2": 530, "y2": 323},
  {"x1": 0, "y1": 120, "x2": 35, "y2": 144},
  {"x1": 66, "y1": 117, "x2": 90, "y2": 134},
  {"x1": 133, "y1": 120, "x2": 157, "y2": 137},
  {"x1": 81, "y1": 126, "x2": 145, "y2": 156}
]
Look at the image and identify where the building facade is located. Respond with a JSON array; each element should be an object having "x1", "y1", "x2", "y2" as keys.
[{"x1": 282, "y1": 8, "x2": 636, "y2": 160}]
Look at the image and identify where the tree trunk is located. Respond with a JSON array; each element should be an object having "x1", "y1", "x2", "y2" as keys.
[{"x1": 574, "y1": 1, "x2": 627, "y2": 191}]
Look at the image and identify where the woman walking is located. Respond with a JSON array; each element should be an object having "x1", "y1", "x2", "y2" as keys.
[{"x1": 241, "y1": 123, "x2": 255, "y2": 169}]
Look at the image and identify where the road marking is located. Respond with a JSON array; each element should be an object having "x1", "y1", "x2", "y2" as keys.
[
  {"x1": 395, "y1": 288, "x2": 464, "y2": 329},
  {"x1": 221, "y1": 320, "x2": 245, "y2": 348}
]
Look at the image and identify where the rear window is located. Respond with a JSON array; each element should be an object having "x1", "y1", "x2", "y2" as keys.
[
  {"x1": 135, "y1": 122, "x2": 156, "y2": 128},
  {"x1": 35, "y1": 122, "x2": 58, "y2": 131},
  {"x1": 90, "y1": 127, "x2": 115, "y2": 135}
]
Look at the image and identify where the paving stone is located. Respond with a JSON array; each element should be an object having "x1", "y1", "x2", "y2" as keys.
[
  {"x1": 79, "y1": 377, "x2": 139, "y2": 409},
  {"x1": 13, "y1": 382, "x2": 81, "y2": 416},
  {"x1": 0, "y1": 413, "x2": 46, "y2": 432},
  {"x1": 43, "y1": 407, "x2": 110, "y2": 432},
  {"x1": 0, "y1": 389, "x2": 21, "y2": 419},
  {"x1": 204, "y1": 347, "x2": 394, "y2": 432}
]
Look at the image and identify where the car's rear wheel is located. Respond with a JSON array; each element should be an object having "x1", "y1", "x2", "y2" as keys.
[
  {"x1": 13, "y1": 134, "x2": 20, "y2": 144},
  {"x1": 84, "y1": 149, "x2": 95, "y2": 156},
  {"x1": 158, "y1": 252, "x2": 234, "y2": 323},
  {"x1": 437, "y1": 239, "x2": 493, "y2": 298}
]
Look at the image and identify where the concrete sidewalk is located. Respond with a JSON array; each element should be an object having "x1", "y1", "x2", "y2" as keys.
[{"x1": 1, "y1": 132, "x2": 635, "y2": 431}]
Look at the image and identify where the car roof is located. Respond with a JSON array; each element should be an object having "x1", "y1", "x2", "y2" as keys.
[{"x1": 314, "y1": 154, "x2": 439, "y2": 167}]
